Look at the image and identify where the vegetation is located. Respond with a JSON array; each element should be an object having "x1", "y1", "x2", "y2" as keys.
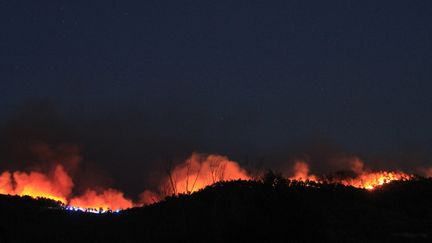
[{"x1": 1, "y1": 173, "x2": 432, "y2": 242}]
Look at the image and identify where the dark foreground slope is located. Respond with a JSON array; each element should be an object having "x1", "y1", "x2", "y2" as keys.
[{"x1": 1, "y1": 177, "x2": 432, "y2": 242}]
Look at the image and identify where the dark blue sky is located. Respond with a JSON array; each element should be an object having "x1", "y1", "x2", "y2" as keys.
[{"x1": 1, "y1": 1, "x2": 432, "y2": 192}]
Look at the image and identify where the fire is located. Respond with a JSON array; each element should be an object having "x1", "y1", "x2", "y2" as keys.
[
  {"x1": 69, "y1": 189, "x2": 133, "y2": 210},
  {"x1": 140, "y1": 153, "x2": 250, "y2": 205},
  {"x1": 0, "y1": 153, "x2": 250, "y2": 212},
  {"x1": 0, "y1": 165, "x2": 72, "y2": 203},
  {"x1": 141, "y1": 153, "x2": 251, "y2": 204},
  {"x1": 166, "y1": 153, "x2": 250, "y2": 194},
  {"x1": 289, "y1": 161, "x2": 317, "y2": 181},
  {"x1": 0, "y1": 153, "x2": 250, "y2": 210},
  {"x1": 0, "y1": 164, "x2": 132, "y2": 211},
  {"x1": 339, "y1": 171, "x2": 412, "y2": 190},
  {"x1": 0, "y1": 152, "x2": 420, "y2": 212},
  {"x1": 288, "y1": 158, "x2": 413, "y2": 190},
  {"x1": 0, "y1": 171, "x2": 13, "y2": 195}
]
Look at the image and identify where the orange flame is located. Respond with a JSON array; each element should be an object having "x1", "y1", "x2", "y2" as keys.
[
  {"x1": 140, "y1": 153, "x2": 250, "y2": 205},
  {"x1": 339, "y1": 171, "x2": 412, "y2": 190},
  {"x1": 168, "y1": 153, "x2": 250, "y2": 194},
  {"x1": 0, "y1": 164, "x2": 132, "y2": 211},
  {"x1": 289, "y1": 161, "x2": 317, "y2": 181},
  {"x1": 289, "y1": 158, "x2": 413, "y2": 190},
  {"x1": 69, "y1": 189, "x2": 133, "y2": 210},
  {"x1": 0, "y1": 165, "x2": 72, "y2": 203},
  {"x1": 0, "y1": 153, "x2": 419, "y2": 211},
  {"x1": 0, "y1": 171, "x2": 13, "y2": 195}
]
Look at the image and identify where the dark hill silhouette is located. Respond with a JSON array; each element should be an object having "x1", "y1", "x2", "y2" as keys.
[{"x1": 1, "y1": 174, "x2": 432, "y2": 242}]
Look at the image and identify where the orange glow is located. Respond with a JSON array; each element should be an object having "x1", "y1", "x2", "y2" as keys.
[
  {"x1": 0, "y1": 171, "x2": 13, "y2": 195},
  {"x1": 0, "y1": 164, "x2": 132, "y2": 211},
  {"x1": 419, "y1": 167, "x2": 432, "y2": 178},
  {"x1": 139, "y1": 153, "x2": 251, "y2": 205},
  {"x1": 0, "y1": 154, "x2": 250, "y2": 209},
  {"x1": 164, "y1": 153, "x2": 250, "y2": 195},
  {"x1": 339, "y1": 171, "x2": 412, "y2": 190},
  {"x1": 288, "y1": 158, "x2": 413, "y2": 190},
  {"x1": 139, "y1": 190, "x2": 161, "y2": 206},
  {"x1": 289, "y1": 161, "x2": 317, "y2": 181},
  {"x1": 4, "y1": 165, "x2": 73, "y2": 203},
  {"x1": 69, "y1": 189, "x2": 133, "y2": 211},
  {"x1": 0, "y1": 154, "x2": 418, "y2": 212}
]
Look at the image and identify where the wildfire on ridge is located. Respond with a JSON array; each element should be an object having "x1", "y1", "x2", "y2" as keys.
[
  {"x1": 0, "y1": 164, "x2": 133, "y2": 212},
  {"x1": 289, "y1": 159, "x2": 413, "y2": 190},
  {"x1": 0, "y1": 154, "x2": 421, "y2": 213},
  {"x1": 166, "y1": 153, "x2": 250, "y2": 194},
  {"x1": 0, "y1": 165, "x2": 72, "y2": 203},
  {"x1": 140, "y1": 153, "x2": 250, "y2": 205},
  {"x1": 0, "y1": 154, "x2": 252, "y2": 212}
]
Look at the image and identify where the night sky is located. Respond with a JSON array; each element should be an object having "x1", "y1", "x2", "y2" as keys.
[{"x1": 1, "y1": 1, "x2": 432, "y2": 194}]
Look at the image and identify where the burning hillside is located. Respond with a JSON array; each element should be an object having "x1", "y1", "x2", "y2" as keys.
[
  {"x1": 0, "y1": 152, "x2": 423, "y2": 212},
  {"x1": 289, "y1": 159, "x2": 413, "y2": 190},
  {"x1": 0, "y1": 164, "x2": 132, "y2": 211}
]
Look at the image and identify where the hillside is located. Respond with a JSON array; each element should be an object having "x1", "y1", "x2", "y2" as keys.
[{"x1": 1, "y1": 176, "x2": 432, "y2": 242}]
